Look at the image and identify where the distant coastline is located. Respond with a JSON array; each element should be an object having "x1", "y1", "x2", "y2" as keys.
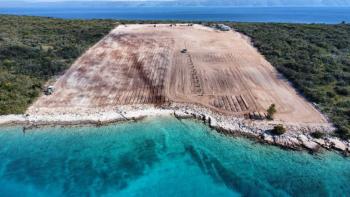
[{"x1": 1, "y1": 7, "x2": 350, "y2": 24}]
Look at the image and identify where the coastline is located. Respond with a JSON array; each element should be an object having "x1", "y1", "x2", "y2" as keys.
[{"x1": 0, "y1": 103, "x2": 349, "y2": 155}]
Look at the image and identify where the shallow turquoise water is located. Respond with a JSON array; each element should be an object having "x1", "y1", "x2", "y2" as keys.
[{"x1": 0, "y1": 118, "x2": 349, "y2": 196}]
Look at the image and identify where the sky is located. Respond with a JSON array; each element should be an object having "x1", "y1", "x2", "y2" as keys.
[
  {"x1": 7, "y1": 0, "x2": 175, "y2": 1},
  {"x1": 5, "y1": 0, "x2": 349, "y2": 2}
]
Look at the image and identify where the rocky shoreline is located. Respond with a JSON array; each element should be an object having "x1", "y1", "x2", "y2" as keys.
[
  {"x1": 171, "y1": 104, "x2": 349, "y2": 155},
  {"x1": 0, "y1": 103, "x2": 349, "y2": 155}
]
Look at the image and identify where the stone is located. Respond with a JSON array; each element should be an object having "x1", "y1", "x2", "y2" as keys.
[
  {"x1": 262, "y1": 133, "x2": 274, "y2": 143},
  {"x1": 298, "y1": 135, "x2": 319, "y2": 150},
  {"x1": 274, "y1": 136, "x2": 301, "y2": 148},
  {"x1": 328, "y1": 138, "x2": 347, "y2": 151},
  {"x1": 313, "y1": 138, "x2": 326, "y2": 146},
  {"x1": 174, "y1": 111, "x2": 192, "y2": 119}
]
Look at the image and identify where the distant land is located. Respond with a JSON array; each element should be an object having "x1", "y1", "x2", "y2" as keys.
[
  {"x1": 1, "y1": 6, "x2": 349, "y2": 24},
  {"x1": 1, "y1": 0, "x2": 350, "y2": 7}
]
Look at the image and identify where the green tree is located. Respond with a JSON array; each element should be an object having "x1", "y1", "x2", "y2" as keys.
[
  {"x1": 267, "y1": 104, "x2": 277, "y2": 120},
  {"x1": 310, "y1": 131, "x2": 325, "y2": 139},
  {"x1": 271, "y1": 125, "x2": 286, "y2": 135}
]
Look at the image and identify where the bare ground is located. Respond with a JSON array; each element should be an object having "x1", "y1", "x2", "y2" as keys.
[{"x1": 28, "y1": 24, "x2": 327, "y2": 124}]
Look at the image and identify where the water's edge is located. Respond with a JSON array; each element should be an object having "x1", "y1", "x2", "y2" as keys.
[{"x1": 1, "y1": 104, "x2": 349, "y2": 156}]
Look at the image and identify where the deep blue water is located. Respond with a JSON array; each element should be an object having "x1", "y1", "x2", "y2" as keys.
[
  {"x1": 1, "y1": 7, "x2": 350, "y2": 24},
  {"x1": 0, "y1": 118, "x2": 349, "y2": 196}
]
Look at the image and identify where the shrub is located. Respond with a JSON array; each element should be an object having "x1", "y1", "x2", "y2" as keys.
[
  {"x1": 310, "y1": 131, "x2": 325, "y2": 139},
  {"x1": 267, "y1": 104, "x2": 277, "y2": 120},
  {"x1": 271, "y1": 125, "x2": 286, "y2": 135},
  {"x1": 334, "y1": 86, "x2": 349, "y2": 96},
  {"x1": 326, "y1": 91, "x2": 336, "y2": 98},
  {"x1": 336, "y1": 126, "x2": 350, "y2": 140}
]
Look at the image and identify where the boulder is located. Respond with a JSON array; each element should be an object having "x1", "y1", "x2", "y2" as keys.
[
  {"x1": 328, "y1": 138, "x2": 347, "y2": 151},
  {"x1": 298, "y1": 135, "x2": 319, "y2": 150},
  {"x1": 262, "y1": 133, "x2": 274, "y2": 144},
  {"x1": 313, "y1": 138, "x2": 326, "y2": 146},
  {"x1": 274, "y1": 136, "x2": 301, "y2": 148}
]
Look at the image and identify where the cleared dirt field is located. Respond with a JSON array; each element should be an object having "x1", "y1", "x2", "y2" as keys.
[{"x1": 28, "y1": 24, "x2": 326, "y2": 123}]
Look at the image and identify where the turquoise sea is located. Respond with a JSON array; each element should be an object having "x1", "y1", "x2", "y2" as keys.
[{"x1": 0, "y1": 117, "x2": 349, "y2": 196}]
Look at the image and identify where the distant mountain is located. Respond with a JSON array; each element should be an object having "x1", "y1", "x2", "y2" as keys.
[
  {"x1": 1, "y1": 0, "x2": 350, "y2": 7},
  {"x1": 159, "y1": 0, "x2": 350, "y2": 6},
  {"x1": 191, "y1": 0, "x2": 350, "y2": 6}
]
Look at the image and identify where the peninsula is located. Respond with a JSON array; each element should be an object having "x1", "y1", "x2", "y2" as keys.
[{"x1": 1, "y1": 22, "x2": 348, "y2": 154}]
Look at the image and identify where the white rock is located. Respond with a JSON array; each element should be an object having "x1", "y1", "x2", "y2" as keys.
[
  {"x1": 298, "y1": 135, "x2": 319, "y2": 150},
  {"x1": 174, "y1": 111, "x2": 192, "y2": 118},
  {"x1": 0, "y1": 115, "x2": 26, "y2": 124},
  {"x1": 288, "y1": 137, "x2": 301, "y2": 145},
  {"x1": 314, "y1": 139, "x2": 326, "y2": 146},
  {"x1": 274, "y1": 136, "x2": 300, "y2": 147},
  {"x1": 263, "y1": 134, "x2": 274, "y2": 143},
  {"x1": 328, "y1": 138, "x2": 347, "y2": 151}
]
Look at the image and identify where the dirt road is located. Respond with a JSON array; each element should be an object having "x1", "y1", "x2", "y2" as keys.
[{"x1": 28, "y1": 24, "x2": 326, "y2": 123}]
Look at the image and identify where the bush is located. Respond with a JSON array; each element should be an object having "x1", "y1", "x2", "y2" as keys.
[
  {"x1": 326, "y1": 91, "x2": 336, "y2": 98},
  {"x1": 334, "y1": 86, "x2": 349, "y2": 96},
  {"x1": 310, "y1": 131, "x2": 325, "y2": 139},
  {"x1": 267, "y1": 104, "x2": 277, "y2": 120},
  {"x1": 336, "y1": 126, "x2": 350, "y2": 140},
  {"x1": 271, "y1": 125, "x2": 286, "y2": 135}
]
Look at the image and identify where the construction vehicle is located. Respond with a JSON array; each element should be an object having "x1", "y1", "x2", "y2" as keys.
[{"x1": 44, "y1": 86, "x2": 55, "y2": 95}]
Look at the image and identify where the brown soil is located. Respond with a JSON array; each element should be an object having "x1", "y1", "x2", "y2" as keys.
[{"x1": 28, "y1": 24, "x2": 326, "y2": 123}]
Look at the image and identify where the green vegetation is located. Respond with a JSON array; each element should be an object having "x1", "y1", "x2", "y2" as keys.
[
  {"x1": 232, "y1": 23, "x2": 350, "y2": 139},
  {"x1": 271, "y1": 125, "x2": 286, "y2": 135},
  {"x1": 267, "y1": 103, "x2": 277, "y2": 120},
  {"x1": 0, "y1": 15, "x2": 116, "y2": 114},
  {"x1": 310, "y1": 131, "x2": 325, "y2": 139}
]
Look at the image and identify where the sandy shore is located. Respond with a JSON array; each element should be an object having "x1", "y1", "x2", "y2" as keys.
[{"x1": 0, "y1": 103, "x2": 349, "y2": 155}]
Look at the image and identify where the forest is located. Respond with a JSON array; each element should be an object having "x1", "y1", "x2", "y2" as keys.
[{"x1": 0, "y1": 15, "x2": 116, "y2": 114}]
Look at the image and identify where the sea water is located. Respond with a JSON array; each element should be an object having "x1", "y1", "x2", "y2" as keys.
[
  {"x1": 1, "y1": 7, "x2": 350, "y2": 24},
  {"x1": 0, "y1": 117, "x2": 349, "y2": 196}
]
